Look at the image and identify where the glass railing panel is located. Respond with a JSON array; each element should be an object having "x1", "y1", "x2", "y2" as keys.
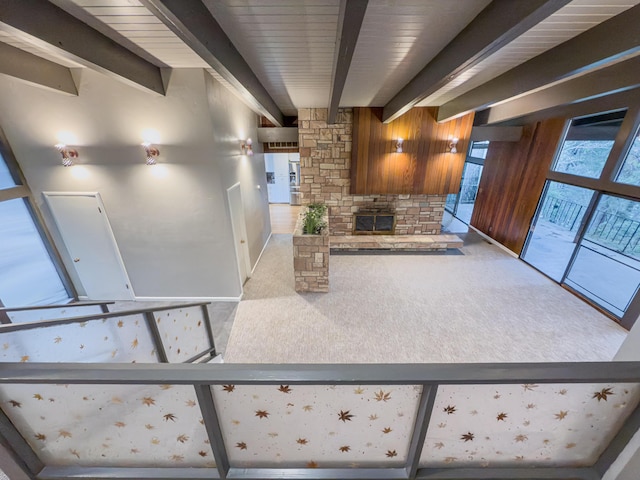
[
  {"x1": 419, "y1": 382, "x2": 640, "y2": 468},
  {"x1": 212, "y1": 384, "x2": 422, "y2": 468},
  {"x1": 0, "y1": 384, "x2": 215, "y2": 468},
  {"x1": 154, "y1": 306, "x2": 212, "y2": 362},
  {"x1": 7, "y1": 305, "x2": 106, "y2": 323},
  {"x1": 0, "y1": 314, "x2": 158, "y2": 363}
]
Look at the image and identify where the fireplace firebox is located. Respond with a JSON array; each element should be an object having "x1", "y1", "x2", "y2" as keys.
[{"x1": 353, "y1": 213, "x2": 396, "y2": 234}]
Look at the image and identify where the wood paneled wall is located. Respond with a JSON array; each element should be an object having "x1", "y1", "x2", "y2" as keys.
[
  {"x1": 351, "y1": 107, "x2": 474, "y2": 195},
  {"x1": 471, "y1": 117, "x2": 566, "y2": 254}
]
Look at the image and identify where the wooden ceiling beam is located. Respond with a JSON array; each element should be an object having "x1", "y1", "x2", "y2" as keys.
[
  {"x1": 438, "y1": 3, "x2": 640, "y2": 123},
  {"x1": 474, "y1": 56, "x2": 640, "y2": 125},
  {"x1": 0, "y1": 0, "x2": 165, "y2": 95},
  {"x1": 382, "y1": 0, "x2": 571, "y2": 124},
  {"x1": 142, "y1": 0, "x2": 284, "y2": 126},
  {"x1": 328, "y1": 0, "x2": 368, "y2": 124},
  {"x1": 0, "y1": 42, "x2": 77, "y2": 95}
]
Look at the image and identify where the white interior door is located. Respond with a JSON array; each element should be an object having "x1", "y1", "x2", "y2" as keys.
[
  {"x1": 227, "y1": 183, "x2": 251, "y2": 288},
  {"x1": 43, "y1": 192, "x2": 134, "y2": 300}
]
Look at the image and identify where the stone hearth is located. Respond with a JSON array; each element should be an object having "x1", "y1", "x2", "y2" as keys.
[{"x1": 330, "y1": 234, "x2": 463, "y2": 252}]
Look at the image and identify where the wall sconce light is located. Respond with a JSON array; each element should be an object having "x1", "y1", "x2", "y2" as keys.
[
  {"x1": 449, "y1": 137, "x2": 459, "y2": 154},
  {"x1": 55, "y1": 144, "x2": 78, "y2": 167},
  {"x1": 242, "y1": 138, "x2": 254, "y2": 156},
  {"x1": 142, "y1": 142, "x2": 160, "y2": 165},
  {"x1": 395, "y1": 138, "x2": 404, "y2": 153}
]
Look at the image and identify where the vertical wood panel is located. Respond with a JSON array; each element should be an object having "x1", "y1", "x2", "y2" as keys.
[
  {"x1": 471, "y1": 117, "x2": 566, "y2": 254},
  {"x1": 351, "y1": 107, "x2": 474, "y2": 195}
]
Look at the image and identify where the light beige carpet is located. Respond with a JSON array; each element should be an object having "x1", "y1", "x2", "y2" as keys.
[{"x1": 224, "y1": 232, "x2": 628, "y2": 363}]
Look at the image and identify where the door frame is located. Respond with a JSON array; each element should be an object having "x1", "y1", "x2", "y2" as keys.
[
  {"x1": 226, "y1": 183, "x2": 252, "y2": 293},
  {"x1": 42, "y1": 191, "x2": 135, "y2": 300}
]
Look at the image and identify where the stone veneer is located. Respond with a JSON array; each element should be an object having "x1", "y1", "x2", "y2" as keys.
[
  {"x1": 292, "y1": 209, "x2": 329, "y2": 292},
  {"x1": 298, "y1": 108, "x2": 446, "y2": 236}
]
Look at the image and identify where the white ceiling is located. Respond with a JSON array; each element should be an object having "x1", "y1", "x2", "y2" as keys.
[
  {"x1": 1, "y1": 0, "x2": 639, "y2": 119},
  {"x1": 416, "y1": 0, "x2": 640, "y2": 106}
]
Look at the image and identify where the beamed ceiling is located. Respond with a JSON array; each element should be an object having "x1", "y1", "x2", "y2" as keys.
[{"x1": 0, "y1": 0, "x2": 639, "y2": 126}]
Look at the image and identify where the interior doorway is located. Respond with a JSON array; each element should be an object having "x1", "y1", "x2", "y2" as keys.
[
  {"x1": 227, "y1": 183, "x2": 251, "y2": 289},
  {"x1": 43, "y1": 192, "x2": 134, "y2": 301}
]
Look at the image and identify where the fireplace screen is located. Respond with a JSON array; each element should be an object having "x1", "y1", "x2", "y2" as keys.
[{"x1": 353, "y1": 214, "x2": 396, "y2": 234}]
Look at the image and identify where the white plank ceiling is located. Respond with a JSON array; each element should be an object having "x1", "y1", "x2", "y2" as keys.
[
  {"x1": 1, "y1": 0, "x2": 639, "y2": 117},
  {"x1": 341, "y1": 0, "x2": 491, "y2": 107},
  {"x1": 416, "y1": 0, "x2": 640, "y2": 106}
]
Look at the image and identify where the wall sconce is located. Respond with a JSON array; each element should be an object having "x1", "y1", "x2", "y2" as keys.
[
  {"x1": 242, "y1": 138, "x2": 254, "y2": 156},
  {"x1": 55, "y1": 144, "x2": 78, "y2": 167},
  {"x1": 449, "y1": 137, "x2": 459, "y2": 154},
  {"x1": 395, "y1": 138, "x2": 403, "y2": 153},
  {"x1": 142, "y1": 142, "x2": 160, "y2": 165}
]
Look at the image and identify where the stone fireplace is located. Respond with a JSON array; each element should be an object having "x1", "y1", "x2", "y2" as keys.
[{"x1": 298, "y1": 108, "x2": 446, "y2": 236}]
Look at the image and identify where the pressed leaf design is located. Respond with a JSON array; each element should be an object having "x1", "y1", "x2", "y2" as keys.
[
  {"x1": 374, "y1": 390, "x2": 391, "y2": 402},
  {"x1": 338, "y1": 410, "x2": 354, "y2": 422},
  {"x1": 593, "y1": 388, "x2": 614, "y2": 402}
]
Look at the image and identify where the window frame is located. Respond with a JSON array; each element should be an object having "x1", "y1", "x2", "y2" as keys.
[{"x1": 0, "y1": 126, "x2": 76, "y2": 307}]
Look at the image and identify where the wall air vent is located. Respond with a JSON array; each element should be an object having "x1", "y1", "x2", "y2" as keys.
[{"x1": 267, "y1": 141, "x2": 298, "y2": 150}]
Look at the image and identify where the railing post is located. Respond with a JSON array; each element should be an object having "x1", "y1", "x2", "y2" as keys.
[
  {"x1": 194, "y1": 385, "x2": 229, "y2": 480},
  {"x1": 0, "y1": 407, "x2": 43, "y2": 479},
  {"x1": 405, "y1": 384, "x2": 439, "y2": 480},
  {"x1": 200, "y1": 304, "x2": 217, "y2": 357},
  {"x1": 144, "y1": 311, "x2": 169, "y2": 363}
]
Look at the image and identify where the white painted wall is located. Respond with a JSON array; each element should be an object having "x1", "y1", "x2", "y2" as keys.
[
  {"x1": 0, "y1": 69, "x2": 271, "y2": 299},
  {"x1": 603, "y1": 319, "x2": 640, "y2": 480}
]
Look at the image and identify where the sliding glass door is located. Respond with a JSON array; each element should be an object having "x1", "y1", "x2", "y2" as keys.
[
  {"x1": 564, "y1": 195, "x2": 640, "y2": 318},
  {"x1": 522, "y1": 182, "x2": 595, "y2": 281},
  {"x1": 446, "y1": 141, "x2": 487, "y2": 224},
  {"x1": 520, "y1": 108, "x2": 640, "y2": 325}
]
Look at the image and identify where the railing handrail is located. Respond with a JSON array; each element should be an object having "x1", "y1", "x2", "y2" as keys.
[
  {"x1": 0, "y1": 301, "x2": 113, "y2": 313},
  {"x1": 1, "y1": 361, "x2": 639, "y2": 385},
  {"x1": 0, "y1": 301, "x2": 211, "y2": 333}
]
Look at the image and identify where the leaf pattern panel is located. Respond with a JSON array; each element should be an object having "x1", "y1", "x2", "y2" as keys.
[
  {"x1": 212, "y1": 384, "x2": 422, "y2": 468},
  {"x1": 0, "y1": 314, "x2": 157, "y2": 363},
  {"x1": 0, "y1": 384, "x2": 215, "y2": 468},
  {"x1": 420, "y1": 382, "x2": 640, "y2": 468},
  {"x1": 155, "y1": 307, "x2": 211, "y2": 362}
]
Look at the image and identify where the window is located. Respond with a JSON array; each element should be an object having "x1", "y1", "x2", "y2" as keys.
[
  {"x1": 552, "y1": 110, "x2": 626, "y2": 179},
  {"x1": 0, "y1": 153, "x2": 17, "y2": 189},
  {"x1": 564, "y1": 195, "x2": 640, "y2": 318},
  {"x1": 468, "y1": 140, "x2": 489, "y2": 160},
  {"x1": 445, "y1": 141, "x2": 487, "y2": 225},
  {"x1": 615, "y1": 126, "x2": 640, "y2": 186},
  {"x1": 0, "y1": 150, "x2": 71, "y2": 307}
]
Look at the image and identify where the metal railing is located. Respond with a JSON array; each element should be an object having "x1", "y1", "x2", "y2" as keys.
[
  {"x1": 0, "y1": 302, "x2": 216, "y2": 364},
  {"x1": 539, "y1": 196, "x2": 640, "y2": 258},
  {"x1": 0, "y1": 301, "x2": 113, "y2": 324},
  {"x1": 0, "y1": 361, "x2": 638, "y2": 480}
]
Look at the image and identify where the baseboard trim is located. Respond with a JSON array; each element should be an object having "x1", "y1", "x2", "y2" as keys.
[
  {"x1": 252, "y1": 232, "x2": 272, "y2": 275},
  {"x1": 134, "y1": 296, "x2": 242, "y2": 303},
  {"x1": 468, "y1": 225, "x2": 518, "y2": 258}
]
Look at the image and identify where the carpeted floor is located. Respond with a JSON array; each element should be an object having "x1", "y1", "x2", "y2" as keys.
[{"x1": 224, "y1": 232, "x2": 628, "y2": 364}]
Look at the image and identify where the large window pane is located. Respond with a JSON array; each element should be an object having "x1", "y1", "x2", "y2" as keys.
[
  {"x1": 615, "y1": 127, "x2": 640, "y2": 186},
  {"x1": 565, "y1": 195, "x2": 640, "y2": 318},
  {"x1": 0, "y1": 198, "x2": 70, "y2": 306},
  {"x1": 445, "y1": 193, "x2": 457, "y2": 213},
  {"x1": 552, "y1": 110, "x2": 626, "y2": 179},
  {"x1": 468, "y1": 140, "x2": 489, "y2": 160},
  {"x1": 456, "y1": 163, "x2": 483, "y2": 224},
  {"x1": 522, "y1": 182, "x2": 594, "y2": 281},
  {"x1": 0, "y1": 153, "x2": 17, "y2": 189}
]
